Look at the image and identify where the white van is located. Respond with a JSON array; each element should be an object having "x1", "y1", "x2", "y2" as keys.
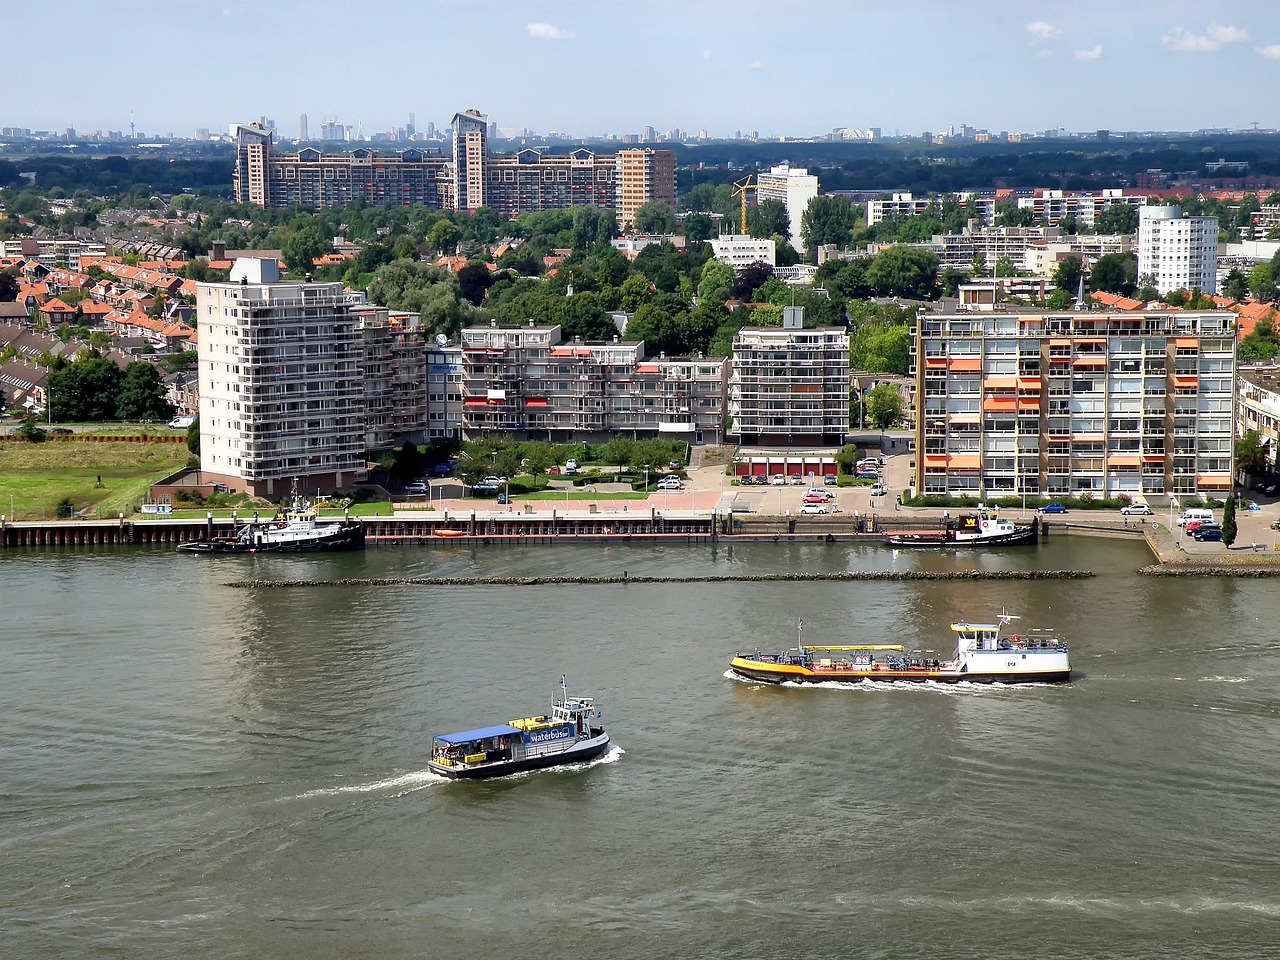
[
  {"x1": 168, "y1": 416, "x2": 195, "y2": 429},
  {"x1": 1177, "y1": 508, "x2": 1214, "y2": 527}
]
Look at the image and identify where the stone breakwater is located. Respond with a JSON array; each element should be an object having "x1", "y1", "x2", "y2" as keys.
[
  {"x1": 1141, "y1": 554, "x2": 1280, "y2": 577},
  {"x1": 225, "y1": 570, "x2": 1095, "y2": 589}
]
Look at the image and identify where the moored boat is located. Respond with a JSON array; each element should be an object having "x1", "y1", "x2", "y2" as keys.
[
  {"x1": 730, "y1": 613, "x2": 1070, "y2": 685},
  {"x1": 427, "y1": 678, "x2": 610, "y2": 780},
  {"x1": 178, "y1": 484, "x2": 364, "y2": 554},
  {"x1": 885, "y1": 504, "x2": 1037, "y2": 548}
]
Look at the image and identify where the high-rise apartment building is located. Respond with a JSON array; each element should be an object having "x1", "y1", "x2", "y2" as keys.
[
  {"x1": 299, "y1": 113, "x2": 308, "y2": 140},
  {"x1": 233, "y1": 109, "x2": 674, "y2": 221},
  {"x1": 451, "y1": 109, "x2": 488, "y2": 212},
  {"x1": 729, "y1": 308, "x2": 850, "y2": 446},
  {"x1": 912, "y1": 308, "x2": 1236, "y2": 499},
  {"x1": 459, "y1": 322, "x2": 726, "y2": 443},
  {"x1": 756, "y1": 163, "x2": 818, "y2": 249},
  {"x1": 1137, "y1": 205, "x2": 1219, "y2": 295},
  {"x1": 616, "y1": 149, "x2": 677, "y2": 229},
  {"x1": 197, "y1": 259, "x2": 367, "y2": 497},
  {"x1": 232, "y1": 122, "x2": 448, "y2": 209}
]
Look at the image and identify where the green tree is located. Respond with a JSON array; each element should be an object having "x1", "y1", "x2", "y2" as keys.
[
  {"x1": 631, "y1": 202, "x2": 677, "y2": 234},
  {"x1": 456, "y1": 262, "x2": 494, "y2": 306},
  {"x1": 116, "y1": 362, "x2": 174, "y2": 421},
  {"x1": 1240, "y1": 318, "x2": 1280, "y2": 361},
  {"x1": 696, "y1": 259, "x2": 734, "y2": 302},
  {"x1": 1248, "y1": 263, "x2": 1276, "y2": 302},
  {"x1": 939, "y1": 267, "x2": 968, "y2": 297},
  {"x1": 1089, "y1": 253, "x2": 1138, "y2": 296},
  {"x1": 186, "y1": 418, "x2": 200, "y2": 456},
  {"x1": 1046, "y1": 288, "x2": 1074, "y2": 310},
  {"x1": 282, "y1": 222, "x2": 331, "y2": 273},
  {"x1": 865, "y1": 247, "x2": 939, "y2": 299},
  {"x1": 865, "y1": 383, "x2": 905, "y2": 430},
  {"x1": 1222, "y1": 494, "x2": 1238, "y2": 548},
  {"x1": 49, "y1": 354, "x2": 124, "y2": 421},
  {"x1": 1094, "y1": 204, "x2": 1139, "y2": 235},
  {"x1": 799, "y1": 196, "x2": 858, "y2": 260},
  {"x1": 603, "y1": 435, "x2": 636, "y2": 471},
  {"x1": 994, "y1": 199, "x2": 1035, "y2": 227},
  {"x1": 1235, "y1": 429, "x2": 1268, "y2": 476},
  {"x1": 1222, "y1": 268, "x2": 1249, "y2": 301},
  {"x1": 681, "y1": 212, "x2": 716, "y2": 242},
  {"x1": 367, "y1": 260, "x2": 468, "y2": 339},
  {"x1": 747, "y1": 199, "x2": 791, "y2": 241},
  {"x1": 849, "y1": 322, "x2": 911, "y2": 374},
  {"x1": 1053, "y1": 256, "x2": 1084, "y2": 293},
  {"x1": 427, "y1": 219, "x2": 461, "y2": 255},
  {"x1": 0, "y1": 270, "x2": 19, "y2": 302}
]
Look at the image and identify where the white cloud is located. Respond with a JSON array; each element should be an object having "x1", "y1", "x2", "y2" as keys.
[
  {"x1": 1026, "y1": 21, "x2": 1060, "y2": 44},
  {"x1": 1073, "y1": 45, "x2": 1104, "y2": 62},
  {"x1": 1036, "y1": 49, "x2": 1053, "y2": 60},
  {"x1": 526, "y1": 22, "x2": 574, "y2": 41},
  {"x1": 749, "y1": 59, "x2": 764, "y2": 69},
  {"x1": 1208, "y1": 23, "x2": 1249, "y2": 45},
  {"x1": 1163, "y1": 24, "x2": 1249, "y2": 52},
  {"x1": 703, "y1": 48, "x2": 713, "y2": 60},
  {"x1": 1258, "y1": 44, "x2": 1280, "y2": 59}
]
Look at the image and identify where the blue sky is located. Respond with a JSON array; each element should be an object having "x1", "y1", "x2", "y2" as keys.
[{"x1": 10, "y1": 0, "x2": 1280, "y2": 138}]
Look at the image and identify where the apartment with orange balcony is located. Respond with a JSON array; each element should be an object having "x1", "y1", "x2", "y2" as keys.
[{"x1": 912, "y1": 308, "x2": 1236, "y2": 500}]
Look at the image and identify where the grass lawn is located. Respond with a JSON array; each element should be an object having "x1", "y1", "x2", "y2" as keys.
[{"x1": 0, "y1": 440, "x2": 192, "y2": 521}]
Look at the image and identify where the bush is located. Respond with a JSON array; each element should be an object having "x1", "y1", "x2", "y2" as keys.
[{"x1": 56, "y1": 496, "x2": 75, "y2": 519}]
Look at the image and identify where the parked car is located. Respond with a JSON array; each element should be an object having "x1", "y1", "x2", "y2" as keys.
[
  {"x1": 802, "y1": 495, "x2": 828, "y2": 505},
  {"x1": 869, "y1": 483, "x2": 886, "y2": 497},
  {"x1": 668, "y1": 460, "x2": 682, "y2": 470},
  {"x1": 771, "y1": 474, "x2": 787, "y2": 485},
  {"x1": 806, "y1": 488, "x2": 833, "y2": 500},
  {"x1": 1263, "y1": 484, "x2": 1278, "y2": 496},
  {"x1": 657, "y1": 476, "x2": 683, "y2": 490},
  {"x1": 1245, "y1": 500, "x2": 1261, "y2": 511},
  {"x1": 1194, "y1": 526, "x2": 1223, "y2": 542},
  {"x1": 1184, "y1": 519, "x2": 1209, "y2": 534},
  {"x1": 405, "y1": 482, "x2": 429, "y2": 495},
  {"x1": 787, "y1": 475, "x2": 805, "y2": 485},
  {"x1": 496, "y1": 492, "x2": 509, "y2": 504},
  {"x1": 798, "y1": 503, "x2": 830, "y2": 515},
  {"x1": 1120, "y1": 503, "x2": 1153, "y2": 516},
  {"x1": 1037, "y1": 503, "x2": 1068, "y2": 514},
  {"x1": 168, "y1": 415, "x2": 195, "y2": 429},
  {"x1": 823, "y1": 474, "x2": 838, "y2": 485},
  {"x1": 565, "y1": 459, "x2": 578, "y2": 471}
]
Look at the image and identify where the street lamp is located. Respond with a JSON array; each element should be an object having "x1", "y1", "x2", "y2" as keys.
[{"x1": 643, "y1": 464, "x2": 650, "y2": 492}]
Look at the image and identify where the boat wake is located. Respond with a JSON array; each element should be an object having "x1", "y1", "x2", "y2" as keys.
[
  {"x1": 290, "y1": 769, "x2": 448, "y2": 800},
  {"x1": 487, "y1": 744, "x2": 626, "y2": 782}
]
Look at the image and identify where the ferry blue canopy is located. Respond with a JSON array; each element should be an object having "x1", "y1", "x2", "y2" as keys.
[{"x1": 435, "y1": 724, "x2": 523, "y2": 744}]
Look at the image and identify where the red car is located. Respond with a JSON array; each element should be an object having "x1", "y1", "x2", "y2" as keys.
[{"x1": 1184, "y1": 519, "x2": 1208, "y2": 534}]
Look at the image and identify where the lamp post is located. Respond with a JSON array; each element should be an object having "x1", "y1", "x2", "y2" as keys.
[{"x1": 643, "y1": 464, "x2": 650, "y2": 492}]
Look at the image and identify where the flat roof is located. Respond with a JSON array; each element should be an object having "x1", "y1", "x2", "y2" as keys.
[{"x1": 434, "y1": 723, "x2": 522, "y2": 744}]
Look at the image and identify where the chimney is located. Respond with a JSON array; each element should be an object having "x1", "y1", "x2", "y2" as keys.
[{"x1": 567, "y1": 283, "x2": 574, "y2": 297}]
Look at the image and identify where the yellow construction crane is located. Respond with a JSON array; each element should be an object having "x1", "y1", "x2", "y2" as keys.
[{"x1": 731, "y1": 175, "x2": 757, "y2": 234}]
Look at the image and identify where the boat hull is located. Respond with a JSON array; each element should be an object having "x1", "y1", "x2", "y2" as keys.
[
  {"x1": 729, "y1": 658, "x2": 1069, "y2": 685},
  {"x1": 177, "y1": 525, "x2": 365, "y2": 554},
  {"x1": 428, "y1": 732, "x2": 611, "y2": 780},
  {"x1": 884, "y1": 526, "x2": 1037, "y2": 548}
]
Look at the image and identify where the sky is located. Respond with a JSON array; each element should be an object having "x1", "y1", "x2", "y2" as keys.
[{"x1": 8, "y1": 0, "x2": 1280, "y2": 139}]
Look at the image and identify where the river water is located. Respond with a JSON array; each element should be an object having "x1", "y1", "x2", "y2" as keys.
[{"x1": 4, "y1": 538, "x2": 1280, "y2": 959}]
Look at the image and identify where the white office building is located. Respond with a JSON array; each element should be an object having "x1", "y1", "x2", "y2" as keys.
[
  {"x1": 710, "y1": 235, "x2": 776, "y2": 268},
  {"x1": 197, "y1": 258, "x2": 367, "y2": 497},
  {"x1": 1137, "y1": 205, "x2": 1219, "y2": 296},
  {"x1": 756, "y1": 162, "x2": 818, "y2": 250}
]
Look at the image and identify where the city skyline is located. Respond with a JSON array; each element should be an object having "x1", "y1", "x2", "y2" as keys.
[{"x1": 7, "y1": 1, "x2": 1280, "y2": 140}]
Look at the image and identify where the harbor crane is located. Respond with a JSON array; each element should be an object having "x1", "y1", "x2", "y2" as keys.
[{"x1": 731, "y1": 176, "x2": 757, "y2": 234}]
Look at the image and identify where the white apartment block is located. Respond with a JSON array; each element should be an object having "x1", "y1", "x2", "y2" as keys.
[
  {"x1": 1023, "y1": 234, "x2": 1134, "y2": 278},
  {"x1": 865, "y1": 189, "x2": 1143, "y2": 230},
  {"x1": 710, "y1": 235, "x2": 776, "y2": 269},
  {"x1": 729, "y1": 307, "x2": 850, "y2": 446},
  {"x1": 913, "y1": 309, "x2": 1236, "y2": 500},
  {"x1": 1137, "y1": 205, "x2": 1219, "y2": 295},
  {"x1": 197, "y1": 258, "x2": 367, "y2": 497},
  {"x1": 756, "y1": 162, "x2": 818, "y2": 249},
  {"x1": 459, "y1": 322, "x2": 726, "y2": 443}
]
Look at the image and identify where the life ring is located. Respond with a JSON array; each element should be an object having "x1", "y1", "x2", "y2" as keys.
[{"x1": 1011, "y1": 634, "x2": 1019, "y2": 644}]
